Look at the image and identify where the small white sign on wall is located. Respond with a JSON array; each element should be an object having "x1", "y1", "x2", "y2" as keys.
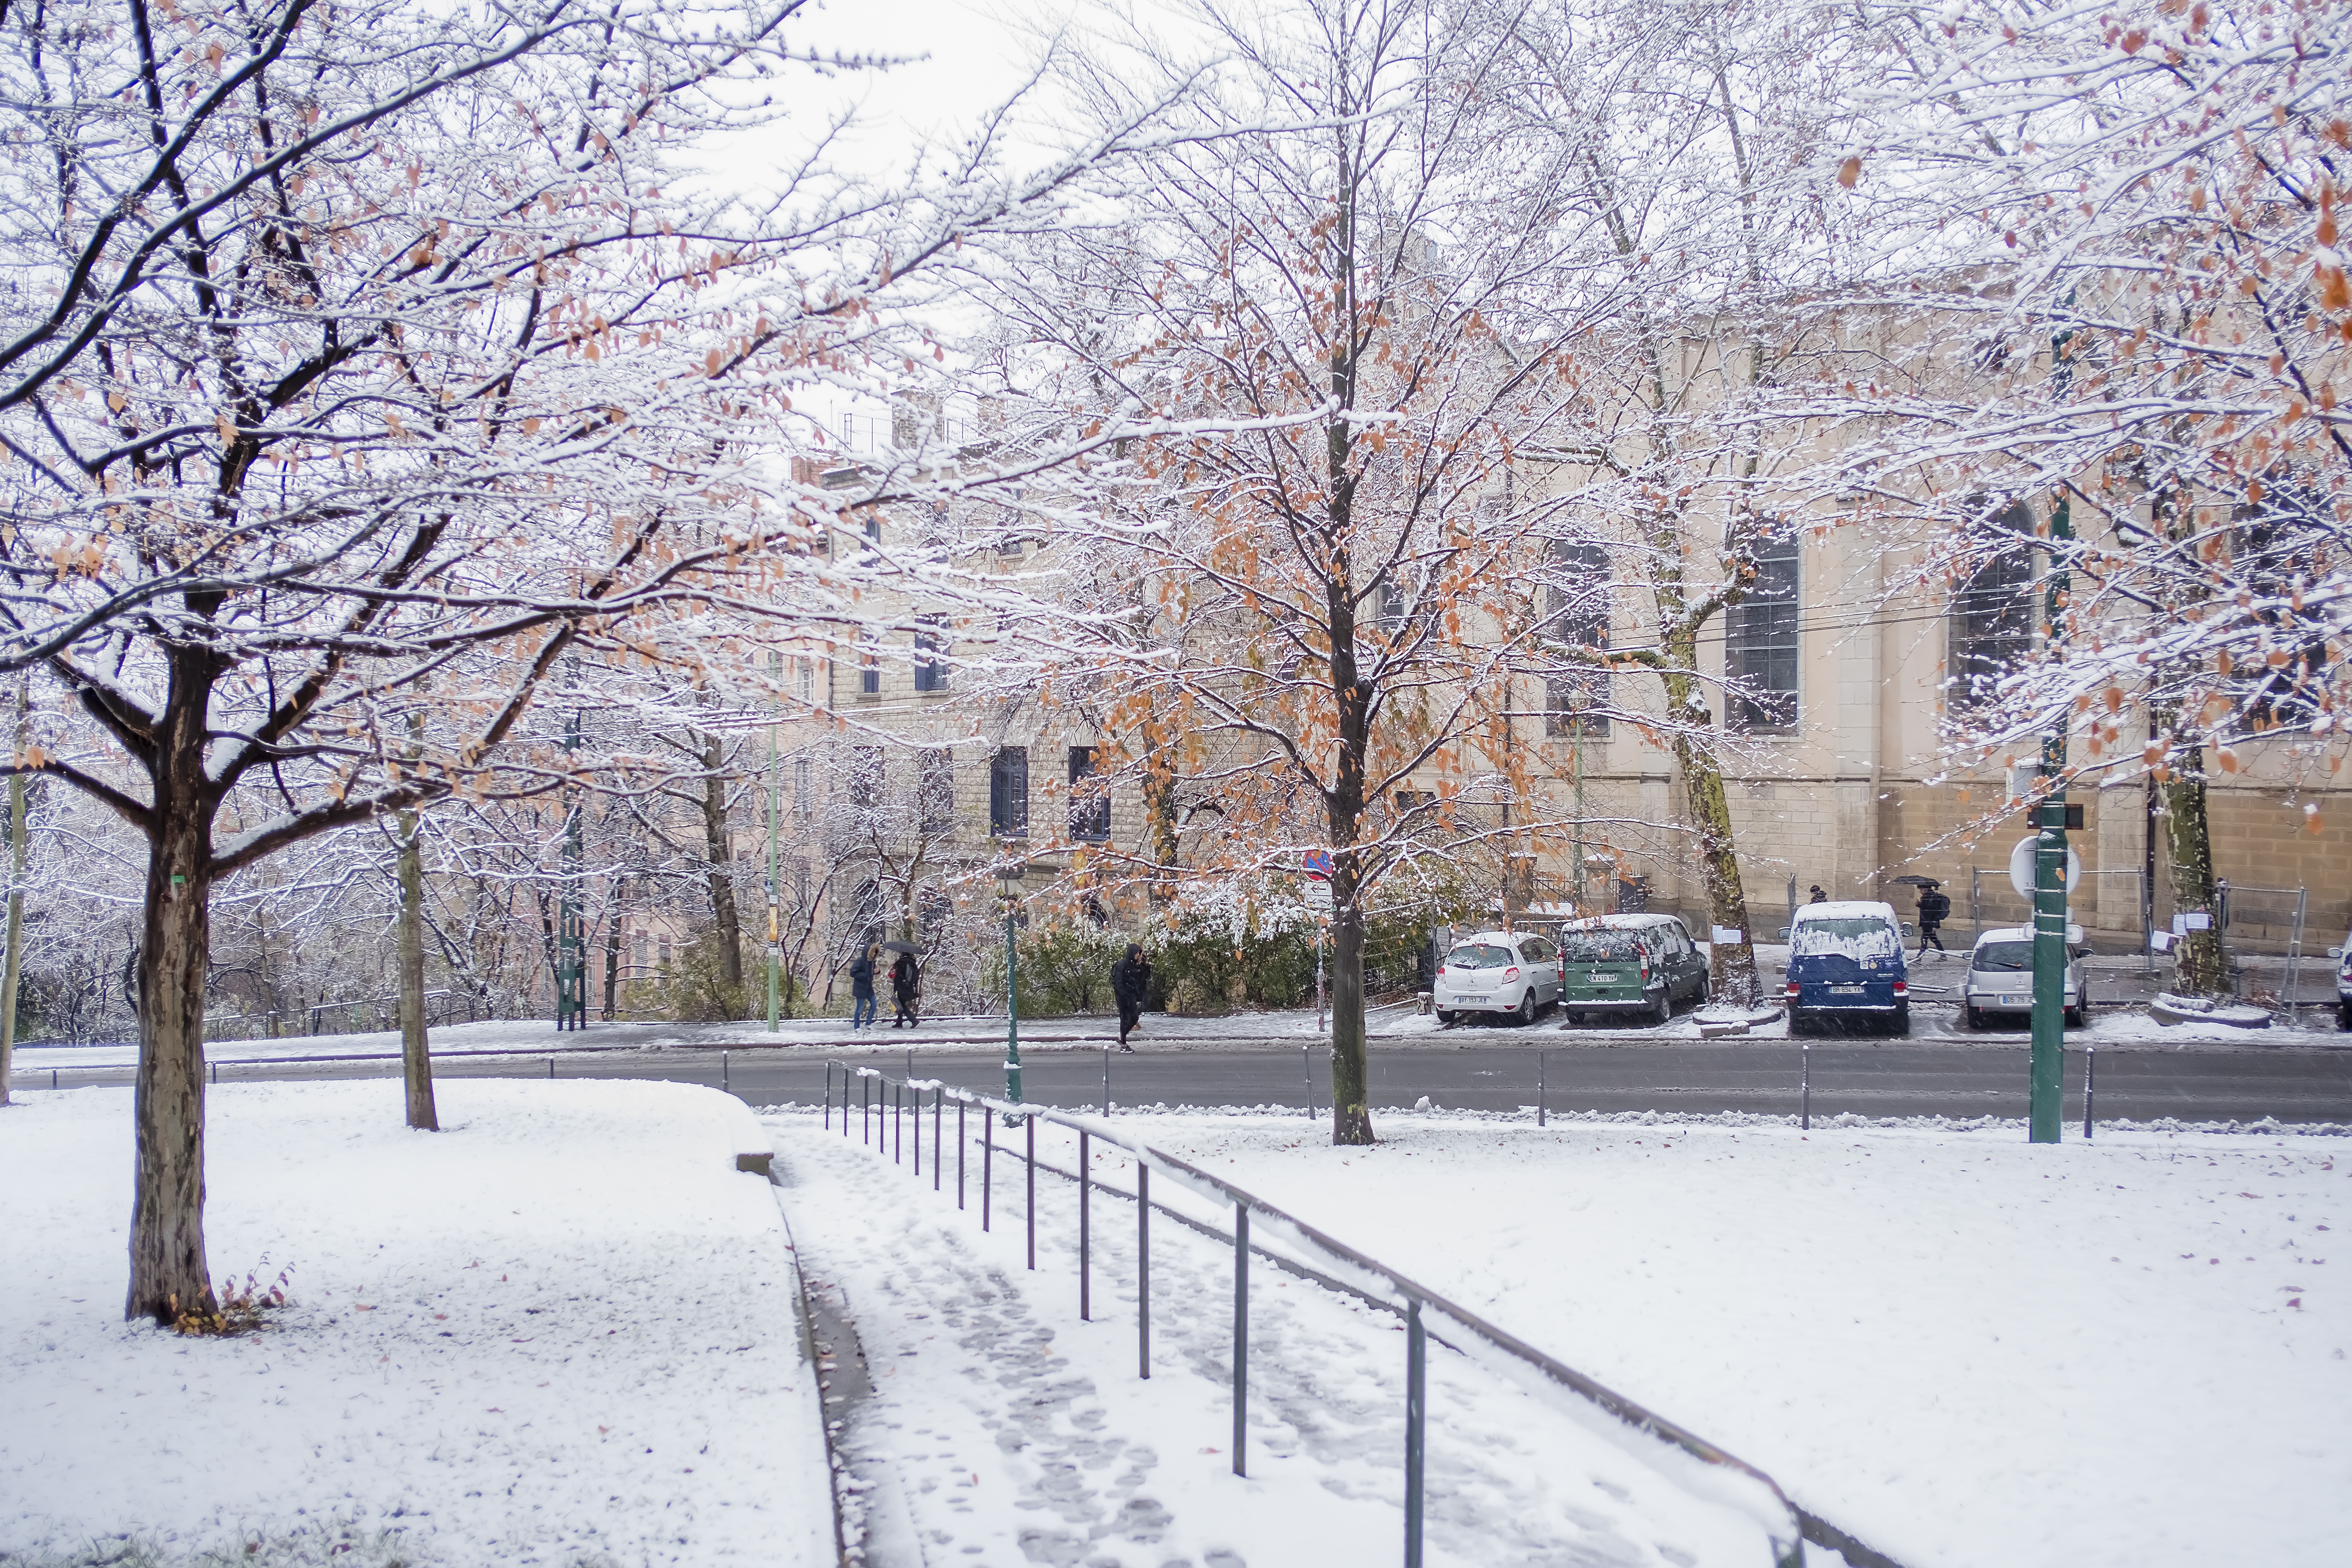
[
  {"x1": 1711, "y1": 926, "x2": 1744, "y2": 946},
  {"x1": 2183, "y1": 910, "x2": 2211, "y2": 931}
]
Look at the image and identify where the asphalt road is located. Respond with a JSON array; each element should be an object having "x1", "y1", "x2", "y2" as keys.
[{"x1": 34, "y1": 1036, "x2": 2352, "y2": 1125}]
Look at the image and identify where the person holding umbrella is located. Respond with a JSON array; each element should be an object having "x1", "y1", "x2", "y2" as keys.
[
  {"x1": 1914, "y1": 880, "x2": 1951, "y2": 956},
  {"x1": 889, "y1": 945, "x2": 921, "y2": 1028}
]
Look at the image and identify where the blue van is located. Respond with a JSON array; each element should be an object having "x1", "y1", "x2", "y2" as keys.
[{"x1": 1785, "y1": 901, "x2": 1909, "y2": 1035}]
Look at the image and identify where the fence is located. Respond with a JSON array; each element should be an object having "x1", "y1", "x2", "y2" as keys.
[
  {"x1": 818, "y1": 1059, "x2": 1909, "y2": 1568},
  {"x1": 1968, "y1": 867, "x2": 2155, "y2": 971}
]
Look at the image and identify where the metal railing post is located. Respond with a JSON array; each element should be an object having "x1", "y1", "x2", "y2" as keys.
[
  {"x1": 983, "y1": 1110, "x2": 994, "y2": 1232},
  {"x1": 823, "y1": 1062, "x2": 832, "y2": 1131},
  {"x1": 1102, "y1": 1046, "x2": 1111, "y2": 1116},
  {"x1": 2084, "y1": 1047, "x2": 2096, "y2": 1141},
  {"x1": 1233, "y1": 1201, "x2": 1249, "y2": 1477},
  {"x1": 933, "y1": 1087, "x2": 942, "y2": 1191},
  {"x1": 1537, "y1": 1050, "x2": 1546, "y2": 1127},
  {"x1": 1079, "y1": 1130, "x2": 1092, "y2": 1321},
  {"x1": 862, "y1": 1072, "x2": 870, "y2": 1145},
  {"x1": 1137, "y1": 1163, "x2": 1151, "y2": 1379},
  {"x1": 1405, "y1": 1297, "x2": 1426, "y2": 1568},
  {"x1": 957, "y1": 1095, "x2": 965, "y2": 1209},
  {"x1": 1800, "y1": 1045, "x2": 1809, "y2": 1132},
  {"x1": 894, "y1": 1079, "x2": 903, "y2": 1165},
  {"x1": 1303, "y1": 1045, "x2": 1314, "y2": 1119},
  {"x1": 1025, "y1": 1114, "x2": 1037, "y2": 1271},
  {"x1": 722, "y1": 1050, "x2": 729, "y2": 1097},
  {"x1": 913, "y1": 1077, "x2": 922, "y2": 1178}
]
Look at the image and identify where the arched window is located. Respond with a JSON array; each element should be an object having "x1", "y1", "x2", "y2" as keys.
[
  {"x1": 1543, "y1": 541, "x2": 1612, "y2": 737},
  {"x1": 1727, "y1": 536, "x2": 1800, "y2": 730}
]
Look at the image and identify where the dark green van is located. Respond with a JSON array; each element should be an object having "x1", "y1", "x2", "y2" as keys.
[{"x1": 1556, "y1": 914, "x2": 1711, "y2": 1026}]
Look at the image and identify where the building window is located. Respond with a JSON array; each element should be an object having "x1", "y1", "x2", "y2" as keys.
[
  {"x1": 918, "y1": 750, "x2": 954, "y2": 835},
  {"x1": 1068, "y1": 746, "x2": 1110, "y2": 842},
  {"x1": 989, "y1": 746, "x2": 1029, "y2": 837},
  {"x1": 1543, "y1": 543, "x2": 1612, "y2": 738},
  {"x1": 796, "y1": 657, "x2": 813, "y2": 703},
  {"x1": 913, "y1": 614, "x2": 949, "y2": 693},
  {"x1": 2234, "y1": 481, "x2": 2332, "y2": 729},
  {"x1": 1948, "y1": 498, "x2": 2034, "y2": 708},
  {"x1": 794, "y1": 757, "x2": 814, "y2": 820},
  {"x1": 850, "y1": 747, "x2": 883, "y2": 811},
  {"x1": 859, "y1": 646, "x2": 880, "y2": 696},
  {"x1": 1726, "y1": 536, "x2": 1800, "y2": 730},
  {"x1": 921, "y1": 891, "x2": 951, "y2": 939}
]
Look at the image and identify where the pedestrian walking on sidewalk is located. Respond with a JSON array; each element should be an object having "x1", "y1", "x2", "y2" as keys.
[
  {"x1": 848, "y1": 946, "x2": 878, "y2": 1029},
  {"x1": 1916, "y1": 882, "x2": 1951, "y2": 956},
  {"x1": 1109, "y1": 943, "x2": 1151, "y2": 1050},
  {"x1": 1808, "y1": 884, "x2": 1828, "y2": 904},
  {"x1": 890, "y1": 950, "x2": 921, "y2": 1028}
]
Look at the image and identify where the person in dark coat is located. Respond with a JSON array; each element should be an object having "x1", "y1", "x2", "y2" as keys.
[
  {"x1": 1109, "y1": 943, "x2": 1151, "y2": 1050},
  {"x1": 890, "y1": 950, "x2": 920, "y2": 1028},
  {"x1": 1916, "y1": 882, "x2": 1952, "y2": 955},
  {"x1": 1808, "y1": 884, "x2": 1828, "y2": 904},
  {"x1": 848, "y1": 945, "x2": 878, "y2": 1029}
]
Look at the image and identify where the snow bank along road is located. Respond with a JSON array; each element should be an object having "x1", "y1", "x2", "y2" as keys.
[
  {"x1": 34, "y1": 1038, "x2": 2352, "y2": 1125},
  {"x1": 775, "y1": 1104, "x2": 2349, "y2": 1568},
  {"x1": 1, "y1": 1080, "x2": 833, "y2": 1567}
]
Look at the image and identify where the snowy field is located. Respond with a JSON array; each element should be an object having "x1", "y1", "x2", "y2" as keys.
[
  {"x1": 767, "y1": 1103, "x2": 2348, "y2": 1568},
  {"x1": 0, "y1": 1080, "x2": 831, "y2": 1567}
]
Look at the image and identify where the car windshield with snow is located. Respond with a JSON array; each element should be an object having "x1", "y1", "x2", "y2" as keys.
[{"x1": 1786, "y1": 902, "x2": 1908, "y2": 1035}]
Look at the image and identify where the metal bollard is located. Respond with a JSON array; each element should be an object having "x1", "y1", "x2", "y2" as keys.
[
  {"x1": 1137, "y1": 1163, "x2": 1151, "y2": 1379},
  {"x1": 722, "y1": 1051, "x2": 729, "y2": 1096},
  {"x1": 547, "y1": 1056, "x2": 554, "y2": 1080},
  {"x1": 1800, "y1": 1044, "x2": 1810, "y2": 1132},
  {"x1": 913, "y1": 1078, "x2": 922, "y2": 1178},
  {"x1": 1537, "y1": 1050, "x2": 1546, "y2": 1127},
  {"x1": 1405, "y1": 1297, "x2": 1426, "y2": 1568},
  {"x1": 824, "y1": 1062, "x2": 833, "y2": 1130},
  {"x1": 983, "y1": 1112, "x2": 993, "y2": 1232},
  {"x1": 1303, "y1": 1045, "x2": 1314, "y2": 1119},
  {"x1": 1102, "y1": 1047, "x2": 1111, "y2": 1116},
  {"x1": 1079, "y1": 1129, "x2": 1092, "y2": 1321},
  {"x1": 1232, "y1": 1201, "x2": 1249, "y2": 1477},
  {"x1": 2084, "y1": 1046, "x2": 2096, "y2": 1141},
  {"x1": 957, "y1": 1094, "x2": 966, "y2": 1209},
  {"x1": 1025, "y1": 1114, "x2": 1037, "y2": 1271},
  {"x1": 862, "y1": 1073, "x2": 871, "y2": 1145},
  {"x1": 893, "y1": 1079, "x2": 902, "y2": 1165},
  {"x1": 933, "y1": 1087, "x2": 942, "y2": 1191}
]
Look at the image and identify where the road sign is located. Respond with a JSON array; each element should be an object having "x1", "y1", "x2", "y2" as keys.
[
  {"x1": 2007, "y1": 837, "x2": 2079, "y2": 901},
  {"x1": 1303, "y1": 849, "x2": 1332, "y2": 880},
  {"x1": 1305, "y1": 878, "x2": 1333, "y2": 909}
]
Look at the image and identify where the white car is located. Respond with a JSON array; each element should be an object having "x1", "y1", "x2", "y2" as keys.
[
  {"x1": 1435, "y1": 931, "x2": 1562, "y2": 1026},
  {"x1": 2330, "y1": 935, "x2": 2352, "y2": 1031},
  {"x1": 1961, "y1": 926, "x2": 2085, "y2": 1030}
]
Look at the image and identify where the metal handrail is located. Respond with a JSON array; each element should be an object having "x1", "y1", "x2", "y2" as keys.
[{"x1": 822, "y1": 1059, "x2": 1908, "y2": 1568}]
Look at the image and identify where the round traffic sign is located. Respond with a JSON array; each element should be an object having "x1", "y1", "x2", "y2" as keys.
[{"x1": 2007, "y1": 837, "x2": 2081, "y2": 901}]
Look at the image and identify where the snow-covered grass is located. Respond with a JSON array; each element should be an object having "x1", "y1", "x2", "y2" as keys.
[
  {"x1": 0, "y1": 1080, "x2": 831, "y2": 1567},
  {"x1": 1076, "y1": 1110, "x2": 2348, "y2": 1567},
  {"x1": 764, "y1": 1102, "x2": 2346, "y2": 1567}
]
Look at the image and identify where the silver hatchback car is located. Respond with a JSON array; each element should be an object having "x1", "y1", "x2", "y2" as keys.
[{"x1": 1961, "y1": 926, "x2": 2085, "y2": 1030}]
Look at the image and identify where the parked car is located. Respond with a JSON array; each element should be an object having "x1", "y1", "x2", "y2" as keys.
[
  {"x1": 1960, "y1": 926, "x2": 2085, "y2": 1030},
  {"x1": 1434, "y1": 931, "x2": 1562, "y2": 1025},
  {"x1": 2330, "y1": 935, "x2": 2352, "y2": 1030},
  {"x1": 1554, "y1": 914, "x2": 1711, "y2": 1026},
  {"x1": 1786, "y1": 901, "x2": 1909, "y2": 1035}
]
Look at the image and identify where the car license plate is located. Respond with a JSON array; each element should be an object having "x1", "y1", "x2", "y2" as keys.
[
  {"x1": 1459, "y1": 995, "x2": 1488, "y2": 1004},
  {"x1": 1831, "y1": 984, "x2": 1866, "y2": 995},
  {"x1": 1999, "y1": 995, "x2": 2026, "y2": 1007},
  {"x1": 1589, "y1": 971, "x2": 1619, "y2": 983}
]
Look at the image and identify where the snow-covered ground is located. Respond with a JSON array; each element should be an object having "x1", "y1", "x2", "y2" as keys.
[
  {"x1": 766, "y1": 1103, "x2": 2348, "y2": 1568},
  {"x1": 1, "y1": 1080, "x2": 832, "y2": 1566}
]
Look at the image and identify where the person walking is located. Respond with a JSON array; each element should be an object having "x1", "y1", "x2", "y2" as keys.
[
  {"x1": 1109, "y1": 942, "x2": 1151, "y2": 1051},
  {"x1": 848, "y1": 945, "x2": 878, "y2": 1030},
  {"x1": 890, "y1": 949, "x2": 921, "y2": 1028},
  {"x1": 1916, "y1": 881, "x2": 1952, "y2": 956},
  {"x1": 1808, "y1": 884, "x2": 1828, "y2": 904}
]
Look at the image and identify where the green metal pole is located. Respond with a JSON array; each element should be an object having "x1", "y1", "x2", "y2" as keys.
[
  {"x1": 766, "y1": 651, "x2": 781, "y2": 1032},
  {"x1": 2029, "y1": 496, "x2": 2072, "y2": 1143},
  {"x1": 1004, "y1": 902, "x2": 1023, "y2": 1106}
]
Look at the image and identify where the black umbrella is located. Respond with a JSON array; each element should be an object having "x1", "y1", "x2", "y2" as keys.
[
  {"x1": 1891, "y1": 875, "x2": 1941, "y2": 888},
  {"x1": 876, "y1": 939, "x2": 920, "y2": 955}
]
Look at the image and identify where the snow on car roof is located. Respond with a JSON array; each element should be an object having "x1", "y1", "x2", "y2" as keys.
[
  {"x1": 1791, "y1": 900, "x2": 1897, "y2": 922},
  {"x1": 1561, "y1": 913, "x2": 1679, "y2": 930}
]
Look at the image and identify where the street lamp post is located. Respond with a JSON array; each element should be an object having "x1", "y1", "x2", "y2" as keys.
[
  {"x1": 766, "y1": 650, "x2": 782, "y2": 1033},
  {"x1": 998, "y1": 859, "x2": 1025, "y2": 1109}
]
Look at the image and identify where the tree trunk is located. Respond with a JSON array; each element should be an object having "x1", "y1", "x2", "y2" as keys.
[
  {"x1": 399, "y1": 806, "x2": 438, "y2": 1131},
  {"x1": 1327, "y1": 882, "x2": 1373, "y2": 1144},
  {"x1": 130, "y1": 790, "x2": 215, "y2": 1323},
  {"x1": 1665, "y1": 682, "x2": 1760, "y2": 1005},
  {"x1": 2163, "y1": 745, "x2": 2228, "y2": 996},
  {"x1": 701, "y1": 732, "x2": 742, "y2": 992},
  {"x1": 603, "y1": 903, "x2": 622, "y2": 1021},
  {"x1": 0, "y1": 768, "x2": 25, "y2": 1107}
]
